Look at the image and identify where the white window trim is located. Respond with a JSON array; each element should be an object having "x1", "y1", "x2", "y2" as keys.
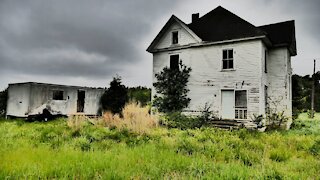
[{"x1": 221, "y1": 49, "x2": 235, "y2": 71}]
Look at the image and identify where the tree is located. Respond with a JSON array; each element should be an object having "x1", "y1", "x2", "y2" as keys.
[
  {"x1": 127, "y1": 86, "x2": 151, "y2": 106},
  {"x1": 100, "y1": 76, "x2": 128, "y2": 114},
  {"x1": 153, "y1": 61, "x2": 192, "y2": 113},
  {"x1": 0, "y1": 88, "x2": 8, "y2": 117}
]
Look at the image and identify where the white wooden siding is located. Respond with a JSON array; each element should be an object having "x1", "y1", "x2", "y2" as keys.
[
  {"x1": 153, "y1": 40, "x2": 264, "y2": 118},
  {"x1": 267, "y1": 47, "x2": 292, "y2": 117}
]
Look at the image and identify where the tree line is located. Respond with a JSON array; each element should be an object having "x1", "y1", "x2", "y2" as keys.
[
  {"x1": 0, "y1": 72, "x2": 319, "y2": 117},
  {"x1": 292, "y1": 73, "x2": 320, "y2": 113}
]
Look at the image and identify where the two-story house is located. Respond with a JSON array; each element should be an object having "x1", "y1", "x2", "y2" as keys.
[{"x1": 147, "y1": 6, "x2": 296, "y2": 123}]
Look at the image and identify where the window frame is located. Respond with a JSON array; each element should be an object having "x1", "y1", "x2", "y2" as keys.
[
  {"x1": 222, "y1": 49, "x2": 234, "y2": 70},
  {"x1": 172, "y1": 31, "x2": 178, "y2": 45},
  {"x1": 234, "y1": 89, "x2": 248, "y2": 119}
]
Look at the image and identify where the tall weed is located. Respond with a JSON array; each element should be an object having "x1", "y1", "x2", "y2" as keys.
[{"x1": 102, "y1": 103, "x2": 158, "y2": 134}]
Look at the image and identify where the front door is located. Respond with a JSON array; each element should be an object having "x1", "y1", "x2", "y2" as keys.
[{"x1": 221, "y1": 90, "x2": 235, "y2": 119}]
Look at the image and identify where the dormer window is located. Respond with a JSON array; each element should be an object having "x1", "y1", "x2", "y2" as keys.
[{"x1": 172, "y1": 31, "x2": 178, "y2": 44}]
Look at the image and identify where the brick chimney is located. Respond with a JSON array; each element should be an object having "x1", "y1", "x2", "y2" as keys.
[{"x1": 192, "y1": 13, "x2": 199, "y2": 23}]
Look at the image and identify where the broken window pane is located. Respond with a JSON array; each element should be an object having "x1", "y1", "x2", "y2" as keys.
[{"x1": 53, "y1": 90, "x2": 64, "y2": 100}]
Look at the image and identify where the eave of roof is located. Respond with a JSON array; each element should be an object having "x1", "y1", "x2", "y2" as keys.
[
  {"x1": 258, "y1": 20, "x2": 297, "y2": 56},
  {"x1": 8, "y1": 82, "x2": 104, "y2": 89}
]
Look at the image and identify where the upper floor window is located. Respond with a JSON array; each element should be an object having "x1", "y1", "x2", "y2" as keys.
[
  {"x1": 172, "y1": 31, "x2": 178, "y2": 44},
  {"x1": 170, "y1": 55, "x2": 179, "y2": 70},
  {"x1": 222, "y1": 49, "x2": 233, "y2": 69},
  {"x1": 264, "y1": 50, "x2": 267, "y2": 73},
  {"x1": 53, "y1": 90, "x2": 64, "y2": 100}
]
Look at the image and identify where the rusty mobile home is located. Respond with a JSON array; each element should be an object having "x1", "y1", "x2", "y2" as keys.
[{"x1": 6, "y1": 82, "x2": 104, "y2": 118}]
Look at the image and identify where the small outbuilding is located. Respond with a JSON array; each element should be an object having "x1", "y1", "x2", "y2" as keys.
[{"x1": 6, "y1": 82, "x2": 105, "y2": 118}]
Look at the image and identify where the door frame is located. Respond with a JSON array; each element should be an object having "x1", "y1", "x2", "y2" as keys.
[
  {"x1": 220, "y1": 89, "x2": 235, "y2": 119},
  {"x1": 77, "y1": 90, "x2": 85, "y2": 113},
  {"x1": 220, "y1": 89, "x2": 248, "y2": 119}
]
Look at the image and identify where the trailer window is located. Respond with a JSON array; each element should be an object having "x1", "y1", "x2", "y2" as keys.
[{"x1": 53, "y1": 90, "x2": 64, "y2": 100}]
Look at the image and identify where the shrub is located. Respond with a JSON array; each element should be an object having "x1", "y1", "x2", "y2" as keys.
[
  {"x1": 0, "y1": 88, "x2": 8, "y2": 117},
  {"x1": 127, "y1": 87, "x2": 151, "y2": 106},
  {"x1": 266, "y1": 112, "x2": 288, "y2": 131},
  {"x1": 100, "y1": 76, "x2": 128, "y2": 115},
  {"x1": 196, "y1": 103, "x2": 216, "y2": 128},
  {"x1": 251, "y1": 114, "x2": 264, "y2": 128},
  {"x1": 160, "y1": 112, "x2": 199, "y2": 129},
  {"x1": 153, "y1": 62, "x2": 192, "y2": 113}
]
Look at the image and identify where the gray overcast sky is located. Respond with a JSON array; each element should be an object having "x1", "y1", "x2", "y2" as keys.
[{"x1": 0, "y1": 0, "x2": 319, "y2": 90}]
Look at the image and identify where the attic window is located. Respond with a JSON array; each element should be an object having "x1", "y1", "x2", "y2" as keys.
[
  {"x1": 170, "y1": 55, "x2": 179, "y2": 70},
  {"x1": 53, "y1": 90, "x2": 64, "y2": 100},
  {"x1": 222, "y1": 49, "x2": 234, "y2": 70},
  {"x1": 172, "y1": 31, "x2": 178, "y2": 44}
]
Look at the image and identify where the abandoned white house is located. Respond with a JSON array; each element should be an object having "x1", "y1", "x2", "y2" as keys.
[
  {"x1": 6, "y1": 82, "x2": 104, "y2": 118},
  {"x1": 147, "y1": 6, "x2": 296, "y2": 121}
]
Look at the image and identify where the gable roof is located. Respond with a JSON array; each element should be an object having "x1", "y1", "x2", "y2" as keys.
[
  {"x1": 147, "y1": 6, "x2": 296, "y2": 56},
  {"x1": 188, "y1": 6, "x2": 266, "y2": 42},
  {"x1": 146, "y1": 15, "x2": 201, "y2": 52},
  {"x1": 258, "y1": 20, "x2": 297, "y2": 56}
]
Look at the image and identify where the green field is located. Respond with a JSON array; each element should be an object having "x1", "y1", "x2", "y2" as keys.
[{"x1": 0, "y1": 114, "x2": 319, "y2": 179}]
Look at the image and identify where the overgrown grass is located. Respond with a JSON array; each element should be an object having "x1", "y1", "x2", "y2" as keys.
[{"x1": 0, "y1": 113, "x2": 319, "y2": 179}]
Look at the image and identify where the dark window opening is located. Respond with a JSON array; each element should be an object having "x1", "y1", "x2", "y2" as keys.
[
  {"x1": 172, "y1": 31, "x2": 178, "y2": 44},
  {"x1": 77, "y1": 90, "x2": 85, "y2": 113},
  {"x1": 265, "y1": 85, "x2": 268, "y2": 114},
  {"x1": 265, "y1": 50, "x2": 267, "y2": 73},
  {"x1": 222, "y1": 49, "x2": 234, "y2": 69},
  {"x1": 53, "y1": 90, "x2": 64, "y2": 100},
  {"x1": 170, "y1": 55, "x2": 179, "y2": 70}
]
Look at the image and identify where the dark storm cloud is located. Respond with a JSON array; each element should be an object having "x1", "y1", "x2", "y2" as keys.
[
  {"x1": 1, "y1": 0, "x2": 320, "y2": 90},
  {"x1": 0, "y1": 0, "x2": 177, "y2": 79}
]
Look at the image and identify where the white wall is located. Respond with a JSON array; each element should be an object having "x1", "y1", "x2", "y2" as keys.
[
  {"x1": 153, "y1": 39, "x2": 264, "y2": 118},
  {"x1": 267, "y1": 47, "x2": 292, "y2": 117},
  {"x1": 6, "y1": 83, "x2": 31, "y2": 117}
]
